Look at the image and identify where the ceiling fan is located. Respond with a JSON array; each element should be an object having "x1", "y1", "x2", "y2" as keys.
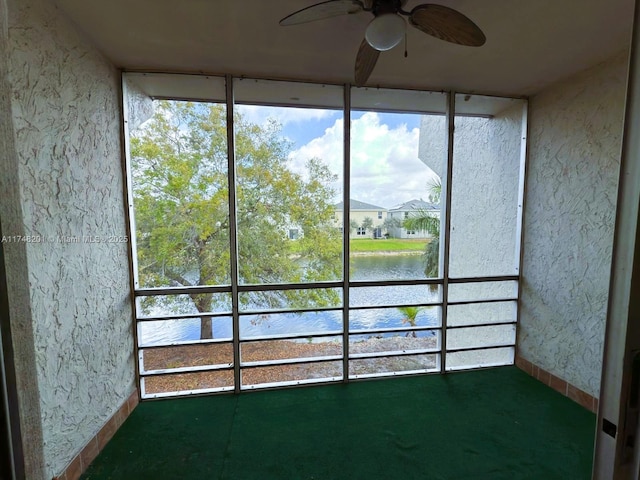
[{"x1": 279, "y1": 0, "x2": 486, "y2": 86}]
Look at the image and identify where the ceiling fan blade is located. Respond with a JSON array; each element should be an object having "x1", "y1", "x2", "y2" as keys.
[
  {"x1": 409, "y1": 4, "x2": 486, "y2": 47},
  {"x1": 354, "y1": 38, "x2": 380, "y2": 86},
  {"x1": 280, "y1": 0, "x2": 364, "y2": 26}
]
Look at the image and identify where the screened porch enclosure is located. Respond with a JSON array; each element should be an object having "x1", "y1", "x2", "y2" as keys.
[{"x1": 123, "y1": 73, "x2": 527, "y2": 399}]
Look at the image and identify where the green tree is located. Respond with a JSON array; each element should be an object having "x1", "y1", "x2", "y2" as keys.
[
  {"x1": 397, "y1": 305, "x2": 423, "y2": 337},
  {"x1": 131, "y1": 101, "x2": 341, "y2": 339},
  {"x1": 349, "y1": 219, "x2": 359, "y2": 234},
  {"x1": 382, "y1": 217, "x2": 401, "y2": 238},
  {"x1": 403, "y1": 178, "x2": 442, "y2": 277},
  {"x1": 361, "y1": 216, "x2": 374, "y2": 235}
]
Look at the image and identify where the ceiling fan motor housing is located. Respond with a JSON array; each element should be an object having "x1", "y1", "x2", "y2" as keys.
[{"x1": 370, "y1": 0, "x2": 407, "y2": 16}]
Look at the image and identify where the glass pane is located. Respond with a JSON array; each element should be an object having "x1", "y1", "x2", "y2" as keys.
[
  {"x1": 448, "y1": 281, "x2": 518, "y2": 303},
  {"x1": 349, "y1": 88, "x2": 446, "y2": 281},
  {"x1": 350, "y1": 255, "x2": 439, "y2": 281},
  {"x1": 446, "y1": 324, "x2": 516, "y2": 350},
  {"x1": 239, "y1": 311, "x2": 343, "y2": 339},
  {"x1": 448, "y1": 95, "x2": 526, "y2": 278},
  {"x1": 349, "y1": 354, "x2": 439, "y2": 378},
  {"x1": 234, "y1": 79, "x2": 344, "y2": 289},
  {"x1": 349, "y1": 285, "x2": 440, "y2": 308},
  {"x1": 445, "y1": 347, "x2": 515, "y2": 371},
  {"x1": 128, "y1": 99, "x2": 231, "y2": 289},
  {"x1": 142, "y1": 370, "x2": 234, "y2": 397},
  {"x1": 447, "y1": 301, "x2": 517, "y2": 327},
  {"x1": 136, "y1": 293, "x2": 232, "y2": 317},
  {"x1": 141, "y1": 343, "x2": 233, "y2": 371},
  {"x1": 238, "y1": 288, "x2": 342, "y2": 313},
  {"x1": 241, "y1": 362, "x2": 342, "y2": 387},
  {"x1": 138, "y1": 317, "x2": 233, "y2": 346},
  {"x1": 349, "y1": 306, "x2": 441, "y2": 331},
  {"x1": 241, "y1": 337, "x2": 342, "y2": 363},
  {"x1": 349, "y1": 330, "x2": 439, "y2": 355}
]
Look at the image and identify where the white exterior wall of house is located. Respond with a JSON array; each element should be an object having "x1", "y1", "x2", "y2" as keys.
[
  {"x1": 520, "y1": 52, "x2": 628, "y2": 397},
  {"x1": 3, "y1": 0, "x2": 136, "y2": 477},
  {"x1": 333, "y1": 205, "x2": 386, "y2": 238},
  {"x1": 387, "y1": 204, "x2": 440, "y2": 239},
  {"x1": 387, "y1": 210, "x2": 412, "y2": 238}
]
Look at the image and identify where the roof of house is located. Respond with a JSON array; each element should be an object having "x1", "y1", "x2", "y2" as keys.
[
  {"x1": 388, "y1": 199, "x2": 439, "y2": 212},
  {"x1": 334, "y1": 199, "x2": 386, "y2": 211}
]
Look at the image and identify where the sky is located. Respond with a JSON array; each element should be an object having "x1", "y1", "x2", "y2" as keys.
[{"x1": 236, "y1": 105, "x2": 439, "y2": 208}]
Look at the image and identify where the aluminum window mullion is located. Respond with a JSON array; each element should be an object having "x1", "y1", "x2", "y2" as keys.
[
  {"x1": 141, "y1": 363, "x2": 233, "y2": 377},
  {"x1": 240, "y1": 355, "x2": 343, "y2": 369},
  {"x1": 349, "y1": 325, "x2": 441, "y2": 335},
  {"x1": 238, "y1": 306, "x2": 342, "y2": 316},
  {"x1": 349, "y1": 349, "x2": 441, "y2": 360},
  {"x1": 225, "y1": 75, "x2": 242, "y2": 393},
  {"x1": 121, "y1": 75, "x2": 142, "y2": 399},
  {"x1": 446, "y1": 321, "x2": 517, "y2": 330},
  {"x1": 138, "y1": 338, "x2": 232, "y2": 349},
  {"x1": 441, "y1": 91, "x2": 456, "y2": 372},
  {"x1": 448, "y1": 275, "x2": 519, "y2": 284},
  {"x1": 342, "y1": 83, "x2": 352, "y2": 383},
  {"x1": 514, "y1": 100, "x2": 530, "y2": 361},
  {"x1": 240, "y1": 331, "x2": 343, "y2": 342},
  {"x1": 446, "y1": 344, "x2": 516, "y2": 354},
  {"x1": 447, "y1": 297, "x2": 517, "y2": 306},
  {"x1": 137, "y1": 312, "x2": 232, "y2": 322},
  {"x1": 349, "y1": 279, "x2": 442, "y2": 288},
  {"x1": 348, "y1": 301, "x2": 442, "y2": 310},
  {"x1": 135, "y1": 285, "x2": 231, "y2": 296}
]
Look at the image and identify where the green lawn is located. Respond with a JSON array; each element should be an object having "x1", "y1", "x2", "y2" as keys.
[
  {"x1": 288, "y1": 238, "x2": 428, "y2": 254},
  {"x1": 349, "y1": 238, "x2": 427, "y2": 252}
]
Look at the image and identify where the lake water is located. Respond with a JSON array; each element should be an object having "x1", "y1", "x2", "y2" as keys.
[{"x1": 140, "y1": 254, "x2": 441, "y2": 346}]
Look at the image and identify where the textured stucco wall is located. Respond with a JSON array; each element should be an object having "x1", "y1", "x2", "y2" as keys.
[
  {"x1": 6, "y1": 0, "x2": 135, "y2": 477},
  {"x1": 418, "y1": 101, "x2": 524, "y2": 365},
  {"x1": 419, "y1": 102, "x2": 524, "y2": 278},
  {"x1": 0, "y1": 0, "x2": 46, "y2": 476},
  {"x1": 449, "y1": 103, "x2": 524, "y2": 279},
  {"x1": 123, "y1": 75, "x2": 154, "y2": 132},
  {"x1": 520, "y1": 52, "x2": 628, "y2": 397}
]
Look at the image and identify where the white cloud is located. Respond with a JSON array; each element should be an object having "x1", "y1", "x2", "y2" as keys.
[
  {"x1": 237, "y1": 105, "x2": 336, "y2": 128},
  {"x1": 289, "y1": 112, "x2": 439, "y2": 208}
]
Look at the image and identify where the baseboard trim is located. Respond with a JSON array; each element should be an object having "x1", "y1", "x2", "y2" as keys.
[
  {"x1": 515, "y1": 355, "x2": 598, "y2": 413},
  {"x1": 52, "y1": 389, "x2": 139, "y2": 480}
]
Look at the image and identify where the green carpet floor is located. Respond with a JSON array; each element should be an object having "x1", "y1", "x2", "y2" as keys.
[{"x1": 82, "y1": 367, "x2": 596, "y2": 479}]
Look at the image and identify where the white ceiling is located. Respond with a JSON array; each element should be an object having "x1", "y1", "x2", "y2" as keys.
[{"x1": 55, "y1": 0, "x2": 635, "y2": 96}]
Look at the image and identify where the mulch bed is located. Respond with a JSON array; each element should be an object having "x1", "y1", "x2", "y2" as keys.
[{"x1": 142, "y1": 336, "x2": 438, "y2": 395}]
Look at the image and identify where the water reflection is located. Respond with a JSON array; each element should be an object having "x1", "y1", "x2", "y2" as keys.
[{"x1": 140, "y1": 255, "x2": 439, "y2": 346}]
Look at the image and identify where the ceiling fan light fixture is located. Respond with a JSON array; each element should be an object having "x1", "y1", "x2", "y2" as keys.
[{"x1": 365, "y1": 13, "x2": 405, "y2": 51}]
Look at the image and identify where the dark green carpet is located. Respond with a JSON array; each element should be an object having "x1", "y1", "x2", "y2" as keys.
[{"x1": 82, "y1": 367, "x2": 596, "y2": 479}]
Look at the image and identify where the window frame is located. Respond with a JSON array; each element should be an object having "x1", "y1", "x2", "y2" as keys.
[{"x1": 122, "y1": 73, "x2": 528, "y2": 399}]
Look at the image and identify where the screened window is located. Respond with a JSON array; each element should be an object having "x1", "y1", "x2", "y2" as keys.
[{"x1": 123, "y1": 73, "x2": 526, "y2": 398}]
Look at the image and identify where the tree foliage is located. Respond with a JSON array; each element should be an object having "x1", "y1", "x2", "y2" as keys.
[
  {"x1": 361, "y1": 216, "x2": 374, "y2": 232},
  {"x1": 131, "y1": 101, "x2": 342, "y2": 338},
  {"x1": 402, "y1": 178, "x2": 442, "y2": 278},
  {"x1": 397, "y1": 305, "x2": 423, "y2": 337},
  {"x1": 382, "y1": 217, "x2": 401, "y2": 236}
]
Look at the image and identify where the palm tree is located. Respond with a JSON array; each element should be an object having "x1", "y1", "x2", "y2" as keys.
[
  {"x1": 397, "y1": 306, "x2": 423, "y2": 337},
  {"x1": 403, "y1": 178, "x2": 441, "y2": 277}
]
